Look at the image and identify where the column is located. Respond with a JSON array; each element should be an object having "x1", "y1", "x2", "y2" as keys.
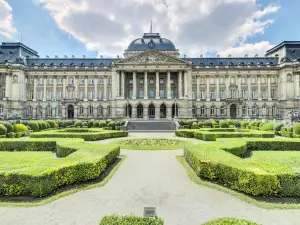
[
  {"x1": 132, "y1": 71, "x2": 137, "y2": 99},
  {"x1": 216, "y1": 75, "x2": 220, "y2": 101},
  {"x1": 267, "y1": 75, "x2": 272, "y2": 100},
  {"x1": 281, "y1": 73, "x2": 287, "y2": 100},
  {"x1": 295, "y1": 73, "x2": 300, "y2": 98},
  {"x1": 144, "y1": 71, "x2": 148, "y2": 99},
  {"x1": 74, "y1": 76, "x2": 78, "y2": 99},
  {"x1": 104, "y1": 76, "x2": 107, "y2": 101},
  {"x1": 121, "y1": 71, "x2": 125, "y2": 97},
  {"x1": 63, "y1": 76, "x2": 66, "y2": 100},
  {"x1": 155, "y1": 71, "x2": 160, "y2": 99},
  {"x1": 84, "y1": 76, "x2": 88, "y2": 101},
  {"x1": 196, "y1": 75, "x2": 200, "y2": 101},
  {"x1": 116, "y1": 71, "x2": 120, "y2": 97},
  {"x1": 94, "y1": 76, "x2": 98, "y2": 101},
  {"x1": 167, "y1": 71, "x2": 171, "y2": 99},
  {"x1": 74, "y1": 105, "x2": 78, "y2": 119},
  {"x1": 53, "y1": 76, "x2": 57, "y2": 100},
  {"x1": 43, "y1": 76, "x2": 47, "y2": 101},
  {"x1": 5, "y1": 73, "x2": 10, "y2": 99},
  {"x1": 184, "y1": 71, "x2": 188, "y2": 98},
  {"x1": 225, "y1": 75, "x2": 230, "y2": 99},
  {"x1": 178, "y1": 71, "x2": 182, "y2": 99},
  {"x1": 247, "y1": 75, "x2": 251, "y2": 100},
  {"x1": 237, "y1": 75, "x2": 242, "y2": 98},
  {"x1": 206, "y1": 75, "x2": 210, "y2": 101},
  {"x1": 33, "y1": 76, "x2": 37, "y2": 101},
  {"x1": 257, "y1": 75, "x2": 261, "y2": 100}
]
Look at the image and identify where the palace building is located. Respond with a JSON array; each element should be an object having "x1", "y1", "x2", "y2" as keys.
[{"x1": 0, "y1": 33, "x2": 300, "y2": 122}]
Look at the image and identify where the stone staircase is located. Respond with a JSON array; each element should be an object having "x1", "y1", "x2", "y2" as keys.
[{"x1": 127, "y1": 120, "x2": 176, "y2": 132}]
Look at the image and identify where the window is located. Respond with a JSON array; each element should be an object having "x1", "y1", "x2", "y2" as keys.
[
  {"x1": 69, "y1": 77, "x2": 74, "y2": 85},
  {"x1": 261, "y1": 88, "x2": 267, "y2": 99},
  {"x1": 108, "y1": 78, "x2": 112, "y2": 85},
  {"x1": 58, "y1": 78, "x2": 63, "y2": 84},
  {"x1": 262, "y1": 105, "x2": 268, "y2": 116},
  {"x1": 200, "y1": 77, "x2": 205, "y2": 84},
  {"x1": 129, "y1": 78, "x2": 133, "y2": 84},
  {"x1": 170, "y1": 78, "x2": 174, "y2": 84},
  {"x1": 210, "y1": 77, "x2": 215, "y2": 85},
  {"x1": 90, "y1": 79, "x2": 94, "y2": 85},
  {"x1": 58, "y1": 89, "x2": 62, "y2": 100},
  {"x1": 89, "y1": 89, "x2": 94, "y2": 99},
  {"x1": 200, "y1": 89, "x2": 205, "y2": 99},
  {"x1": 129, "y1": 89, "x2": 133, "y2": 98},
  {"x1": 192, "y1": 91, "x2": 196, "y2": 99},
  {"x1": 149, "y1": 78, "x2": 154, "y2": 84},
  {"x1": 46, "y1": 105, "x2": 52, "y2": 117},
  {"x1": 99, "y1": 77, "x2": 104, "y2": 84},
  {"x1": 252, "y1": 88, "x2": 256, "y2": 99},
  {"x1": 159, "y1": 89, "x2": 165, "y2": 98},
  {"x1": 27, "y1": 106, "x2": 32, "y2": 116},
  {"x1": 80, "y1": 79, "x2": 85, "y2": 84},
  {"x1": 159, "y1": 78, "x2": 164, "y2": 84},
  {"x1": 252, "y1": 105, "x2": 258, "y2": 115},
  {"x1": 171, "y1": 89, "x2": 175, "y2": 98},
  {"x1": 39, "y1": 91, "x2": 44, "y2": 100},
  {"x1": 242, "y1": 89, "x2": 247, "y2": 99},
  {"x1": 98, "y1": 105, "x2": 104, "y2": 117},
  {"x1": 0, "y1": 104, "x2": 3, "y2": 114},
  {"x1": 139, "y1": 90, "x2": 144, "y2": 98},
  {"x1": 99, "y1": 90, "x2": 104, "y2": 99},
  {"x1": 79, "y1": 91, "x2": 84, "y2": 99},
  {"x1": 29, "y1": 90, "x2": 34, "y2": 100},
  {"x1": 78, "y1": 106, "x2": 84, "y2": 115},
  {"x1": 192, "y1": 105, "x2": 196, "y2": 116},
  {"x1": 200, "y1": 105, "x2": 206, "y2": 115},
  {"x1": 210, "y1": 90, "x2": 215, "y2": 99},
  {"x1": 192, "y1": 77, "x2": 195, "y2": 84},
  {"x1": 210, "y1": 105, "x2": 216, "y2": 115},
  {"x1": 220, "y1": 105, "x2": 225, "y2": 115},
  {"x1": 271, "y1": 88, "x2": 276, "y2": 99},
  {"x1": 242, "y1": 105, "x2": 247, "y2": 115},
  {"x1": 88, "y1": 106, "x2": 93, "y2": 116},
  {"x1": 220, "y1": 89, "x2": 225, "y2": 99},
  {"x1": 149, "y1": 88, "x2": 155, "y2": 98},
  {"x1": 271, "y1": 77, "x2": 276, "y2": 84},
  {"x1": 108, "y1": 89, "x2": 112, "y2": 99},
  {"x1": 272, "y1": 105, "x2": 277, "y2": 117},
  {"x1": 230, "y1": 89, "x2": 236, "y2": 98},
  {"x1": 39, "y1": 78, "x2": 44, "y2": 84},
  {"x1": 107, "y1": 105, "x2": 111, "y2": 116},
  {"x1": 48, "y1": 90, "x2": 53, "y2": 100},
  {"x1": 139, "y1": 78, "x2": 144, "y2": 84},
  {"x1": 30, "y1": 78, "x2": 34, "y2": 84}
]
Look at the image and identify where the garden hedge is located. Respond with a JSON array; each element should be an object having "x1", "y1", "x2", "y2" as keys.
[
  {"x1": 184, "y1": 138, "x2": 300, "y2": 197},
  {"x1": 0, "y1": 121, "x2": 14, "y2": 133},
  {"x1": 28, "y1": 121, "x2": 39, "y2": 132},
  {"x1": 99, "y1": 215, "x2": 164, "y2": 225},
  {"x1": 0, "y1": 124, "x2": 7, "y2": 135},
  {"x1": 202, "y1": 217, "x2": 260, "y2": 225},
  {"x1": 0, "y1": 138, "x2": 120, "y2": 197}
]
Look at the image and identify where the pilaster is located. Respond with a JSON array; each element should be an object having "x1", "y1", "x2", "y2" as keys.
[
  {"x1": 155, "y1": 71, "x2": 160, "y2": 99},
  {"x1": 144, "y1": 71, "x2": 148, "y2": 99}
]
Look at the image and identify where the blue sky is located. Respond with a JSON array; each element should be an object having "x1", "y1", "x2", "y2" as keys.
[{"x1": 1, "y1": 0, "x2": 299, "y2": 58}]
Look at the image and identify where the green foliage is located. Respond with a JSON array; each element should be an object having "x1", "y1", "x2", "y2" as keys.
[
  {"x1": 226, "y1": 120, "x2": 234, "y2": 126},
  {"x1": 261, "y1": 122, "x2": 279, "y2": 131},
  {"x1": 0, "y1": 121, "x2": 14, "y2": 133},
  {"x1": 175, "y1": 129, "x2": 194, "y2": 138},
  {"x1": 194, "y1": 132, "x2": 216, "y2": 141},
  {"x1": 93, "y1": 120, "x2": 100, "y2": 127},
  {"x1": 191, "y1": 122, "x2": 198, "y2": 129},
  {"x1": 13, "y1": 124, "x2": 28, "y2": 133},
  {"x1": 120, "y1": 120, "x2": 126, "y2": 126},
  {"x1": 46, "y1": 120, "x2": 56, "y2": 128},
  {"x1": 202, "y1": 217, "x2": 260, "y2": 225},
  {"x1": 255, "y1": 121, "x2": 262, "y2": 127},
  {"x1": 178, "y1": 120, "x2": 184, "y2": 126},
  {"x1": 198, "y1": 121, "x2": 204, "y2": 128},
  {"x1": 241, "y1": 121, "x2": 249, "y2": 129},
  {"x1": 0, "y1": 124, "x2": 7, "y2": 135},
  {"x1": 249, "y1": 121, "x2": 256, "y2": 126},
  {"x1": 115, "y1": 126, "x2": 120, "y2": 130},
  {"x1": 82, "y1": 121, "x2": 87, "y2": 127},
  {"x1": 28, "y1": 121, "x2": 39, "y2": 132},
  {"x1": 185, "y1": 120, "x2": 194, "y2": 128},
  {"x1": 99, "y1": 215, "x2": 164, "y2": 225},
  {"x1": 233, "y1": 120, "x2": 241, "y2": 128},
  {"x1": 219, "y1": 120, "x2": 229, "y2": 128},
  {"x1": 99, "y1": 120, "x2": 107, "y2": 128},
  {"x1": 87, "y1": 120, "x2": 94, "y2": 128},
  {"x1": 204, "y1": 120, "x2": 212, "y2": 127},
  {"x1": 6, "y1": 132, "x2": 15, "y2": 138},
  {"x1": 183, "y1": 125, "x2": 190, "y2": 129},
  {"x1": 37, "y1": 120, "x2": 48, "y2": 130},
  {"x1": 74, "y1": 120, "x2": 83, "y2": 127},
  {"x1": 45, "y1": 121, "x2": 51, "y2": 129},
  {"x1": 108, "y1": 121, "x2": 116, "y2": 130},
  {"x1": 293, "y1": 123, "x2": 300, "y2": 135}
]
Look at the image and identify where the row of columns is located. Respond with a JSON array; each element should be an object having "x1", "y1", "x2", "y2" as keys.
[
  {"x1": 116, "y1": 70, "x2": 189, "y2": 99},
  {"x1": 129, "y1": 105, "x2": 178, "y2": 119},
  {"x1": 32, "y1": 76, "x2": 108, "y2": 101}
]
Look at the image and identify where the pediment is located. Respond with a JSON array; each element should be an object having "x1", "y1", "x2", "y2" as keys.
[{"x1": 117, "y1": 51, "x2": 188, "y2": 65}]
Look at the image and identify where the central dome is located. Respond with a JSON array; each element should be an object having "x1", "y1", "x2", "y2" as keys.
[{"x1": 127, "y1": 33, "x2": 176, "y2": 51}]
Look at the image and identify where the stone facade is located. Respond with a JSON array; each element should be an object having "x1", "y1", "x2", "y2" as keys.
[{"x1": 0, "y1": 36, "x2": 300, "y2": 122}]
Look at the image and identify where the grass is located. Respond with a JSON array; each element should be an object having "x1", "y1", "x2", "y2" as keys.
[
  {"x1": 0, "y1": 155, "x2": 126, "y2": 207},
  {"x1": 115, "y1": 138, "x2": 187, "y2": 150}
]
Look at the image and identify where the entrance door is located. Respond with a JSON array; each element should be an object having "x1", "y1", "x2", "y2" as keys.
[
  {"x1": 172, "y1": 103, "x2": 179, "y2": 118},
  {"x1": 148, "y1": 104, "x2": 155, "y2": 118},
  {"x1": 68, "y1": 105, "x2": 74, "y2": 119},
  {"x1": 125, "y1": 104, "x2": 132, "y2": 118},
  {"x1": 137, "y1": 104, "x2": 143, "y2": 118},
  {"x1": 230, "y1": 104, "x2": 237, "y2": 119},
  {"x1": 160, "y1": 104, "x2": 166, "y2": 118}
]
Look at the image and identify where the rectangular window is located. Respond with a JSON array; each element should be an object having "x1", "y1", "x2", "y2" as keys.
[
  {"x1": 210, "y1": 90, "x2": 215, "y2": 99},
  {"x1": 252, "y1": 88, "x2": 256, "y2": 99},
  {"x1": 108, "y1": 89, "x2": 112, "y2": 99},
  {"x1": 90, "y1": 79, "x2": 94, "y2": 85},
  {"x1": 261, "y1": 88, "x2": 267, "y2": 99},
  {"x1": 271, "y1": 88, "x2": 276, "y2": 99},
  {"x1": 79, "y1": 91, "x2": 84, "y2": 99},
  {"x1": 48, "y1": 91, "x2": 53, "y2": 100},
  {"x1": 30, "y1": 79, "x2": 34, "y2": 84},
  {"x1": 80, "y1": 79, "x2": 84, "y2": 84},
  {"x1": 192, "y1": 91, "x2": 196, "y2": 99},
  {"x1": 220, "y1": 89, "x2": 225, "y2": 99},
  {"x1": 39, "y1": 79, "x2": 44, "y2": 85},
  {"x1": 139, "y1": 89, "x2": 144, "y2": 98},
  {"x1": 129, "y1": 89, "x2": 133, "y2": 98},
  {"x1": 170, "y1": 79, "x2": 174, "y2": 84},
  {"x1": 39, "y1": 91, "x2": 43, "y2": 100},
  {"x1": 200, "y1": 77, "x2": 205, "y2": 84},
  {"x1": 48, "y1": 79, "x2": 53, "y2": 85},
  {"x1": 149, "y1": 78, "x2": 154, "y2": 84},
  {"x1": 99, "y1": 90, "x2": 104, "y2": 99},
  {"x1": 149, "y1": 88, "x2": 155, "y2": 98},
  {"x1": 231, "y1": 89, "x2": 236, "y2": 98},
  {"x1": 171, "y1": 89, "x2": 175, "y2": 98},
  {"x1": 29, "y1": 90, "x2": 33, "y2": 100},
  {"x1": 200, "y1": 89, "x2": 205, "y2": 99},
  {"x1": 89, "y1": 90, "x2": 94, "y2": 99},
  {"x1": 57, "y1": 90, "x2": 62, "y2": 100},
  {"x1": 242, "y1": 89, "x2": 247, "y2": 99},
  {"x1": 99, "y1": 78, "x2": 104, "y2": 84},
  {"x1": 129, "y1": 78, "x2": 133, "y2": 84},
  {"x1": 108, "y1": 79, "x2": 112, "y2": 85},
  {"x1": 159, "y1": 78, "x2": 164, "y2": 84},
  {"x1": 160, "y1": 89, "x2": 165, "y2": 97},
  {"x1": 139, "y1": 78, "x2": 144, "y2": 84}
]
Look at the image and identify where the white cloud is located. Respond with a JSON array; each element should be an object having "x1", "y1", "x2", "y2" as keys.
[
  {"x1": 34, "y1": 0, "x2": 279, "y2": 57},
  {"x1": 0, "y1": 0, "x2": 16, "y2": 39},
  {"x1": 217, "y1": 41, "x2": 274, "y2": 57}
]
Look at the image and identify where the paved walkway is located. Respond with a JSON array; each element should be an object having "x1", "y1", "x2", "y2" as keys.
[{"x1": 1, "y1": 133, "x2": 300, "y2": 225}]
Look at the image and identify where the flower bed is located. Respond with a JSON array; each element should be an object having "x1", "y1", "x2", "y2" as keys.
[
  {"x1": 99, "y1": 215, "x2": 164, "y2": 225},
  {"x1": 118, "y1": 138, "x2": 185, "y2": 150},
  {"x1": 202, "y1": 217, "x2": 260, "y2": 225}
]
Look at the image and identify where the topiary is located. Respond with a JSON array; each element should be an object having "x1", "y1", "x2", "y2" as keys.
[
  {"x1": 203, "y1": 120, "x2": 212, "y2": 127},
  {"x1": 6, "y1": 132, "x2": 15, "y2": 138},
  {"x1": 74, "y1": 120, "x2": 83, "y2": 127},
  {"x1": 108, "y1": 121, "x2": 116, "y2": 130},
  {"x1": 120, "y1": 120, "x2": 126, "y2": 126},
  {"x1": 185, "y1": 120, "x2": 194, "y2": 128},
  {"x1": 115, "y1": 126, "x2": 120, "y2": 130},
  {"x1": 241, "y1": 121, "x2": 250, "y2": 129},
  {"x1": 233, "y1": 120, "x2": 241, "y2": 128},
  {"x1": 255, "y1": 121, "x2": 262, "y2": 127},
  {"x1": 87, "y1": 120, "x2": 94, "y2": 128},
  {"x1": 13, "y1": 124, "x2": 28, "y2": 133},
  {"x1": 0, "y1": 124, "x2": 7, "y2": 135},
  {"x1": 99, "y1": 120, "x2": 106, "y2": 128},
  {"x1": 249, "y1": 121, "x2": 256, "y2": 126},
  {"x1": 211, "y1": 120, "x2": 218, "y2": 127},
  {"x1": 219, "y1": 120, "x2": 229, "y2": 128},
  {"x1": 82, "y1": 121, "x2": 87, "y2": 127},
  {"x1": 226, "y1": 120, "x2": 234, "y2": 126},
  {"x1": 178, "y1": 120, "x2": 184, "y2": 126},
  {"x1": 294, "y1": 123, "x2": 300, "y2": 135},
  {"x1": 46, "y1": 120, "x2": 56, "y2": 128},
  {"x1": 38, "y1": 120, "x2": 47, "y2": 130},
  {"x1": 93, "y1": 120, "x2": 100, "y2": 127},
  {"x1": 198, "y1": 121, "x2": 204, "y2": 128},
  {"x1": 191, "y1": 122, "x2": 198, "y2": 129},
  {"x1": 0, "y1": 121, "x2": 14, "y2": 133},
  {"x1": 45, "y1": 121, "x2": 51, "y2": 129},
  {"x1": 288, "y1": 126, "x2": 294, "y2": 133},
  {"x1": 28, "y1": 121, "x2": 39, "y2": 132}
]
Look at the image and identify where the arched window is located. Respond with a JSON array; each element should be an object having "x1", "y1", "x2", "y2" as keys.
[
  {"x1": 88, "y1": 105, "x2": 93, "y2": 116},
  {"x1": 46, "y1": 105, "x2": 52, "y2": 117},
  {"x1": 98, "y1": 105, "x2": 103, "y2": 117},
  {"x1": 37, "y1": 105, "x2": 43, "y2": 118},
  {"x1": 252, "y1": 104, "x2": 258, "y2": 116},
  {"x1": 200, "y1": 105, "x2": 206, "y2": 115},
  {"x1": 242, "y1": 105, "x2": 247, "y2": 115},
  {"x1": 107, "y1": 105, "x2": 111, "y2": 117},
  {"x1": 27, "y1": 105, "x2": 33, "y2": 116},
  {"x1": 0, "y1": 104, "x2": 3, "y2": 114},
  {"x1": 272, "y1": 105, "x2": 277, "y2": 117},
  {"x1": 262, "y1": 104, "x2": 269, "y2": 117},
  {"x1": 210, "y1": 105, "x2": 216, "y2": 115},
  {"x1": 220, "y1": 105, "x2": 225, "y2": 115},
  {"x1": 78, "y1": 105, "x2": 84, "y2": 116}
]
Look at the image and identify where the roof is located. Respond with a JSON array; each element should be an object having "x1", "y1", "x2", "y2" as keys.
[
  {"x1": 127, "y1": 33, "x2": 176, "y2": 51},
  {"x1": 266, "y1": 41, "x2": 300, "y2": 55}
]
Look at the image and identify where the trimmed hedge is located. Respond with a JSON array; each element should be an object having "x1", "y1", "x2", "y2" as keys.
[
  {"x1": 0, "y1": 124, "x2": 7, "y2": 135},
  {"x1": 99, "y1": 120, "x2": 106, "y2": 128},
  {"x1": 99, "y1": 215, "x2": 164, "y2": 225},
  {"x1": 175, "y1": 129, "x2": 194, "y2": 138},
  {"x1": 195, "y1": 132, "x2": 216, "y2": 141},
  {"x1": 219, "y1": 120, "x2": 229, "y2": 128},
  {"x1": 202, "y1": 217, "x2": 260, "y2": 225},
  {"x1": 28, "y1": 121, "x2": 39, "y2": 132},
  {"x1": 74, "y1": 120, "x2": 83, "y2": 127},
  {"x1": 0, "y1": 121, "x2": 14, "y2": 133},
  {"x1": 13, "y1": 124, "x2": 28, "y2": 133}
]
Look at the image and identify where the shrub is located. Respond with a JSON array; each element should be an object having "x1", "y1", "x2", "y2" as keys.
[
  {"x1": 233, "y1": 120, "x2": 241, "y2": 128},
  {"x1": 99, "y1": 120, "x2": 107, "y2": 128},
  {"x1": 108, "y1": 121, "x2": 116, "y2": 130},
  {"x1": 115, "y1": 126, "x2": 120, "y2": 130},
  {"x1": 74, "y1": 120, "x2": 83, "y2": 127},
  {"x1": 226, "y1": 120, "x2": 234, "y2": 126},
  {"x1": 241, "y1": 121, "x2": 249, "y2": 129},
  {"x1": 183, "y1": 125, "x2": 189, "y2": 129},
  {"x1": 99, "y1": 215, "x2": 164, "y2": 225},
  {"x1": 219, "y1": 120, "x2": 229, "y2": 128},
  {"x1": 185, "y1": 120, "x2": 194, "y2": 128},
  {"x1": 194, "y1": 131, "x2": 217, "y2": 141},
  {"x1": 178, "y1": 120, "x2": 184, "y2": 126},
  {"x1": 294, "y1": 123, "x2": 300, "y2": 135},
  {"x1": 0, "y1": 121, "x2": 14, "y2": 133},
  {"x1": 203, "y1": 120, "x2": 212, "y2": 127},
  {"x1": 87, "y1": 120, "x2": 94, "y2": 128},
  {"x1": 15, "y1": 132, "x2": 23, "y2": 138},
  {"x1": 249, "y1": 121, "x2": 256, "y2": 126},
  {"x1": 45, "y1": 121, "x2": 51, "y2": 129},
  {"x1": 211, "y1": 120, "x2": 218, "y2": 127},
  {"x1": 28, "y1": 121, "x2": 39, "y2": 132},
  {"x1": 202, "y1": 217, "x2": 260, "y2": 225},
  {"x1": 175, "y1": 129, "x2": 194, "y2": 138},
  {"x1": 6, "y1": 132, "x2": 15, "y2": 138},
  {"x1": 82, "y1": 121, "x2": 87, "y2": 127},
  {"x1": 46, "y1": 120, "x2": 56, "y2": 128},
  {"x1": 255, "y1": 121, "x2": 262, "y2": 127},
  {"x1": 13, "y1": 124, "x2": 28, "y2": 133},
  {"x1": 191, "y1": 122, "x2": 198, "y2": 129},
  {"x1": 37, "y1": 120, "x2": 48, "y2": 130},
  {"x1": 0, "y1": 124, "x2": 7, "y2": 135},
  {"x1": 261, "y1": 122, "x2": 282, "y2": 131},
  {"x1": 93, "y1": 120, "x2": 100, "y2": 127},
  {"x1": 198, "y1": 121, "x2": 204, "y2": 128},
  {"x1": 120, "y1": 120, "x2": 126, "y2": 126}
]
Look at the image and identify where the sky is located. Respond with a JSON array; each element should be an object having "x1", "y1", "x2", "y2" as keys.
[{"x1": 0, "y1": 0, "x2": 299, "y2": 58}]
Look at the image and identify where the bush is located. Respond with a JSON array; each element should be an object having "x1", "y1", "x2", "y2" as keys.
[
  {"x1": 0, "y1": 124, "x2": 7, "y2": 135},
  {"x1": 13, "y1": 124, "x2": 28, "y2": 133},
  {"x1": 108, "y1": 121, "x2": 116, "y2": 130},
  {"x1": 45, "y1": 121, "x2": 51, "y2": 129},
  {"x1": 0, "y1": 121, "x2": 14, "y2": 133},
  {"x1": 87, "y1": 120, "x2": 94, "y2": 128},
  {"x1": 37, "y1": 120, "x2": 48, "y2": 130},
  {"x1": 249, "y1": 121, "x2": 256, "y2": 127},
  {"x1": 6, "y1": 132, "x2": 15, "y2": 138},
  {"x1": 99, "y1": 215, "x2": 164, "y2": 225},
  {"x1": 74, "y1": 120, "x2": 83, "y2": 127},
  {"x1": 203, "y1": 120, "x2": 212, "y2": 127},
  {"x1": 120, "y1": 120, "x2": 126, "y2": 126},
  {"x1": 183, "y1": 125, "x2": 189, "y2": 129},
  {"x1": 219, "y1": 120, "x2": 229, "y2": 128},
  {"x1": 233, "y1": 120, "x2": 241, "y2": 128},
  {"x1": 226, "y1": 120, "x2": 234, "y2": 126},
  {"x1": 194, "y1": 132, "x2": 216, "y2": 141},
  {"x1": 46, "y1": 120, "x2": 56, "y2": 128},
  {"x1": 211, "y1": 120, "x2": 218, "y2": 127},
  {"x1": 202, "y1": 217, "x2": 260, "y2": 225},
  {"x1": 28, "y1": 121, "x2": 39, "y2": 132},
  {"x1": 175, "y1": 129, "x2": 194, "y2": 138},
  {"x1": 99, "y1": 120, "x2": 107, "y2": 128},
  {"x1": 293, "y1": 123, "x2": 300, "y2": 135},
  {"x1": 241, "y1": 121, "x2": 249, "y2": 129},
  {"x1": 198, "y1": 121, "x2": 204, "y2": 128},
  {"x1": 261, "y1": 122, "x2": 282, "y2": 131},
  {"x1": 115, "y1": 126, "x2": 120, "y2": 130},
  {"x1": 178, "y1": 120, "x2": 184, "y2": 126},
  {"x1": 255, "y1": 121, "x2": 262, "y2": 127},
  {"x1": 184, "y1": 120, "x2": 194, "y2": 128},
  {"x1": 191, "y1": 122, "x2": 198, "y2": 129}
]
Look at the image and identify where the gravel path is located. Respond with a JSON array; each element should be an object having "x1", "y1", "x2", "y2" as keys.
[{"x1": 1, "y1": 133, "x2": 300, "y2": 225}]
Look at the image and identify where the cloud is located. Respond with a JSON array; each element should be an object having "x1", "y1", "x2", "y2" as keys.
[
  {"x1": 35, "y1": 0, "x2": 279, "y2": 57},
  {"x1": 217, "y1": 41, "x2": 274, "y2": 57},
  {"x1": 0, "y1": 0, "x2": 16, "y2": 39}
]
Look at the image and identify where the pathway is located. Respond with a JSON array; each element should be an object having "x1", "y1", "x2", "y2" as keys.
[{"x1": 0, "y1": 133, "x2": 300, "y2": 225}]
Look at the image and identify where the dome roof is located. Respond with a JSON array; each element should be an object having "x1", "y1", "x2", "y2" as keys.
[{"x1": 127, "y1": 33, "x2": 176, "y2": 51}]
